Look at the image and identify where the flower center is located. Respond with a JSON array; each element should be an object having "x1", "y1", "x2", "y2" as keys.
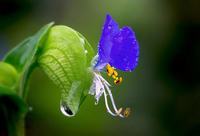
[{"x1": 89, "y1": 64, "x2": 130, "y2": 118}]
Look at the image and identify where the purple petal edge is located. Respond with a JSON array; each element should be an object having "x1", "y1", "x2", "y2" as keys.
[{"x1": 95, "y1": 14, "x2": 120, "y2": 70}]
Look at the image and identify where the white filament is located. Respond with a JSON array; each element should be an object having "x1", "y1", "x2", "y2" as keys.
[{"x1": 90, "y1": 72, "x2": 124, "y2": 118}]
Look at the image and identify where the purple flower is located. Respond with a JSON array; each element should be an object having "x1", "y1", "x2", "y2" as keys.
[
  {"x1": 95, "y1": 14, "x2": 139, "y2": 72},
  {"x1": 89, "y1": 14, "x2": 139, "y2": 118}
]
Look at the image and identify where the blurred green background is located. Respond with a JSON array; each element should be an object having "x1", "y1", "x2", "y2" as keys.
[{"x1": 0, "y1": 0, "x2": 200, "y2": 136}]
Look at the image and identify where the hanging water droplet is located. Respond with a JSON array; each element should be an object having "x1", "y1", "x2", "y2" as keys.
[
  {"x1": 85, "y1": 50, "x2": 88, "y2": 54},
  {"x1": 60, "y1": 101, "x2": 74, "y2": 117}
]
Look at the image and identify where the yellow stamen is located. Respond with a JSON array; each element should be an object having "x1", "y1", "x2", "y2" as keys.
[
  {"x1": 106, "y1": 64, "x2": 114, "y2": 76},
  {"x1": 113, "y1": 70, "x2": 118, "y2": 77},
  {"x1": 114, "y1": 77, "x2": 122, "y2": 85},
  {"x1": 112, "y1": 75, "x2": 117, "y2": 79},
  {"x1": 106, "y1": 64, "x2": 123, "y2": 85},
  {"x1": 123, "y1": 108, "x2": 131, "y2": 117}
]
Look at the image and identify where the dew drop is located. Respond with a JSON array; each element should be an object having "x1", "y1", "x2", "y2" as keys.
[
  {"x1": 85, "y1": 50, "x2": 88, "y2": 54},
  {"x1": 116, "y1": 36, "x2": 123, "y2": 43},
  {"x1": 60, "y1": 101, "x2": 74, "y2": 117},
  {"x1": 80, "y1": 38, "x2": 85, "y2": 45},
  {"x1": 29, "y1": 106, "x2": 33, "y2": 112},
  {"x1": 125, "y1": 68, "x2": 129, "y2": 71},
  {"x1": 108, "y1": 25, "x2": 112, "y2": 29},
  {"x1": 123, "y1": 58, "x2": 127, "y2": 62}
]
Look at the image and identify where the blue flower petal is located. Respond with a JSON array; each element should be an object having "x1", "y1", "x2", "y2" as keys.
[
  {"x1": 95, "y1": 14, "x2": 120, "y2": 70},
  {"x1": 95, "y1": 14, "x2": 139, "y2": 72},
  {"x1": 110, "y1": 26, "x2": 139, "y2": 71}
]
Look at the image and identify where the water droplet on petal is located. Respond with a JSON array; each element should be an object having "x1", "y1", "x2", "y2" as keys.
[
  {"x1": 108, "y1": 25, "x2": 112, "y2": 29},
  {"x1": 116, "y1": 36, "x2": 123, "y2": 43},
  {"x1": 123, "y1": 58, "x2": 127, "y2": 62},
  {"x1": 60, "y1": 101, "x2": 74, "y2": 117},
  {"x1": 125, "y1": 68, "x2": 129, "y2": 71}
]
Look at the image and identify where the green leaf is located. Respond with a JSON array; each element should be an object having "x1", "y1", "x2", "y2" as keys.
[
  {"x1": 3, "y1": 22, "x2": 54, "y2": 98},
  {"x1": 38, "y1": 25, "x2": 94, "y2": 116},
  {"x1": 0, "y1": 85, "x2": 27, "y2": 136},
  {"x1": 0, "y1": 22, "x2": 54, "y2": 135}
]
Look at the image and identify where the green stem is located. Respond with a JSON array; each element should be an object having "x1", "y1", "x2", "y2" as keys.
[{"x1": 16, "y1": 114, "x2": 25, "y2": 136}]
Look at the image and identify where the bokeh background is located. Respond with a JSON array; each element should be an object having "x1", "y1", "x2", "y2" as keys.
[{"x1": 0, "y1": 0, "x2": 200, "y2": 136}]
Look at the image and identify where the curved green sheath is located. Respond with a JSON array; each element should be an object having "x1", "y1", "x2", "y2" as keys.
[
  {"x1": 0, "y1": 22, "x2": 94, "y2": 136},
  {"x1": 2, "y1": 22, "x2": 94, "y2": 118},
  {"x1": 38, "y1": 26, "x2": 94, "y2": 116}
]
